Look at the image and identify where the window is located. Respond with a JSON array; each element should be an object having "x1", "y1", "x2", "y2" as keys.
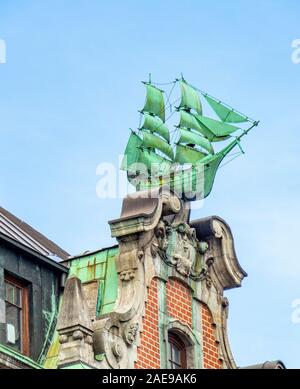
[
  {"x1": 168, "y1": 332, "x2": 187, "y2": 369},
  {"x1": 4, "y1": 274, "x2": 29, "y2": 355}
]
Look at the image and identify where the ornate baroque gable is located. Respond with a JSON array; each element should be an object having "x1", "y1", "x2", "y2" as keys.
[{"x1": 55, "y1": 187, "x2": 246, "y2": 369}]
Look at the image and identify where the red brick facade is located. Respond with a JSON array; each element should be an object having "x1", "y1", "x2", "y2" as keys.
[
  {"x1": 135, "y1": 278, "x2": 160, "y2": 368},
  {"x1": 166, "y1": 278, "x2": 192, "y2": 327},
  {"x1": 136, "y1": 277, "x2": 194, "y2": 368},
  {"x1": 136, "y1": 277, "x2": 222, "y2": 369},
  {"x1": 201, "y1": 303, "x2": 222, "y2": 369}
]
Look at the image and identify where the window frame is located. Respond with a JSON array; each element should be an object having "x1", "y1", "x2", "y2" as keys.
[
  {"x1": 4, "y1": 273, "x2": 30, "y2": 356},
  {"x1": 168, "y1": 332, "x2": 187, "y2": 369}
]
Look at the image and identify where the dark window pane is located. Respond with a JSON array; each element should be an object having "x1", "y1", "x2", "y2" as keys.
[
  {"x1": 168, "y1": 332, "x2": 187, "y2": 369},
  {"x1": 5, "y1": 282, "x2": 14, "y2": 304},
  {"x1": 5, "y1": 302, "x2": 22, "y2": 352},
  {"x1": 15, "y1": 287, "x2": 22, "y2": 307},
  {"x1": 172, "y1": 346, "x2": 181, "y2": 365}
]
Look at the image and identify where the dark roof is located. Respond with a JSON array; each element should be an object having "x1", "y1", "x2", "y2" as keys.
[
  {"x1": 0, "y1": 206, "x2": 70, "y2": 260},
  {"x1": 241, "y1": 360, "x2": 286, "y2": 369},
  {"x1": 0, "y1": 231, "x2": 68, "y2": 274}
]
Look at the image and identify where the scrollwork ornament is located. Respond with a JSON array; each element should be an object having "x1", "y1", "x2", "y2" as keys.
[{"x1": 112, "y1": 340, "x2": 123, "y2": 362}]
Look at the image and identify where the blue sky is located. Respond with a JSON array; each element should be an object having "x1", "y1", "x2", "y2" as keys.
[{"x1": 1, "y1": 0, "x2": 300, "y2": 368}]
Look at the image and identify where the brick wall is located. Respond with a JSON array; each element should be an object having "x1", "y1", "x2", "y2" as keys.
[
  {"x1": 166, "y1": 278, "x2": 192, "y2": 327},
  {"x1": 135, "y1": 278, "x2": 160, "y2": 368},
  {"x1": 135, "y1": 277, "x2": 222, "y2": 369},
  {"x1": 201, "y1": 303, "x2": 222, "y2": 369}
]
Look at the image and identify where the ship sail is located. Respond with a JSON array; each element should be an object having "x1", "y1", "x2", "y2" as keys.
[
  {"x1": 175, "y1": 144, "x2": 207, "y2": 165},
  {"x1": 139, "y1": 148, "x2": 171, "y2": 176},
  {"x1": 171, "y1": 137, "x2": 243, "y2": 199},
  {"x1": 194, "y1": 114, "x2": 241, "y2": 140},
  {"x1": 202, "y1": 93, "x2": 249, "y2": 123},
  {"x1": 121, "y1": 131, "x2": 142, "y2": 171},
  {"x1": 140, "y1": 130, "x2": 174, "y2": 160},
  {"x1": 121, "y1": 131, "x2": 171, "y2": 185},
  {"x1": 179, "y1": 81, "x2": 202, "y2": 114},
  {"x1": 179, "y1": 109, "x2": 227, "y2": 142},
  {"x1": 123, "y1": 83, "x2": 172, "y2": 177},
  {"x1": 142, "y1": 82, "x2": 165, "y2": 122},
  {"x1": 176, "y1": 82, "x2": 213, "y2": 166},
  {"x1": 121, "y1": 76, "x2": 258, "y2": 201},
  {"x1": 179, "y1": 109, "x2": 204, "y2": 132},
  {"x1": 140, "y1": 83, "x2": 173, "y2": 164},
  {"x1": 178, "y1": 128, "x2": 214, "y2": 154},
  {"x1": 141, "y1": 113, "x2": 170, "y2": 142},
  {"x1": 199, "y1": 137, "x2": 243, "y2": 197}
]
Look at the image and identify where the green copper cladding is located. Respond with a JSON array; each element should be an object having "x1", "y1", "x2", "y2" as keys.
[
  {"x1": 0, "y1": 344, "x2": 43, "y2": 369},
  {"x1": 203, "y1": 93, "x2": 249, "y2": 123},
  {"x1": 178, "y1": 127, "x2": 214, "y2": 154},
  {"x1": 179, "y1": 81, "x2": 202, "y2": 114},
  {"x1": 140, "y1": 130, "x2": 174, "y2": 160},
  {"x1": 142, "y1": 82, "x2": 165, "y2": 122},
  {"x1": 43, "y1": 246, "x2": 119, "y2": 369},
  {"x1": 141, "y1": 113, "x2": 170, "y2": 142}
]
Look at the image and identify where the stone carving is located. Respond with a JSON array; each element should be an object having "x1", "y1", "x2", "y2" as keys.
[
  {"x1": 198, "y1": 241, "x2": 209, "y2": 254},
  {"x1": 119, "y1": 269, "x2": 135, "y2": 281},
  {"x1": 112, "y1": 340, "x2": 123, "y2": 362},
  {"x1": 94, "y1": 187, "x2": 184, "y2": 368},
  {"x1": 221, "y1": 297, "x2": 229, "y2": 309},
  {"x1": 93, "y1": 319, "x2": 128, "y2": 369},
  {"x1": 151, "y1": 220, "x2": 169, "y2": 257},
  {"x1": 59, "y1": 334, "x2": 68, "y2": 344},
  {"x1": 115, "y1": 245, "x2": 139, "y2": 285},
  {"x1": 73, "y1": 330, "x2": 84, "y2": 340},
  {"x1": 56, "y1": 276, "x2": 95, "y2": 368},
  {"x1": 203, "y1": 256, "x2": 214, "y2": 288},
  {"x1": 85, "y1": 335, "x2": 93, "y2": 345},
  {"x1": 168, "y1": 222, "x2": 198, "y2": 276},
  {"x1": 96, "y1": 188, "x2": 246, "y2": 369},
  {"x1": 123, "y1": 322, "x2": 139, "y2": 345},
  {"x1": 151, "y1": 220, "x2": 200, "y2": 277},
  {"x1": 55, "y1": 187, "x2": 247, "y2": 370},
  {"x1": 190, "y1": 216, "x2": 247, "y2": 290}
]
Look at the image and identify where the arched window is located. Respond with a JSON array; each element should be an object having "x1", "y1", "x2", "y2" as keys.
[{"x1": 168, "y1": 332, "x2": 187, "y2": 369}]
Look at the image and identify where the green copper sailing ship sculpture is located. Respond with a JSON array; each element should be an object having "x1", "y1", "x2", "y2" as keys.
[{"x1": 122, "y1": 76, "x2": 259, "y2": 201}]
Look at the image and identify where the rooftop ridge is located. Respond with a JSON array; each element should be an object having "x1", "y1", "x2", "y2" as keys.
[{"x1": 0, "y1": 206, "x2": 70, "y2": 260}]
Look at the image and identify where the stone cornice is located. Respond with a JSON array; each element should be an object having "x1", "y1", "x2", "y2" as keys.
[
  {"x1": 190, "y1": 216, "x2": 247, "y2": 290},
  {"x1": 109, "y1": 187, "x2": 181, "y2": 237}
]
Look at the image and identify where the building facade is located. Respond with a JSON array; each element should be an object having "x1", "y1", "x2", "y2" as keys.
[
  {"x1": 0, "y1": 191, "x2": 285, "y2": 369},
  {"x1": 0, "y1": 207, "x2": 68, "y2": 368}
]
